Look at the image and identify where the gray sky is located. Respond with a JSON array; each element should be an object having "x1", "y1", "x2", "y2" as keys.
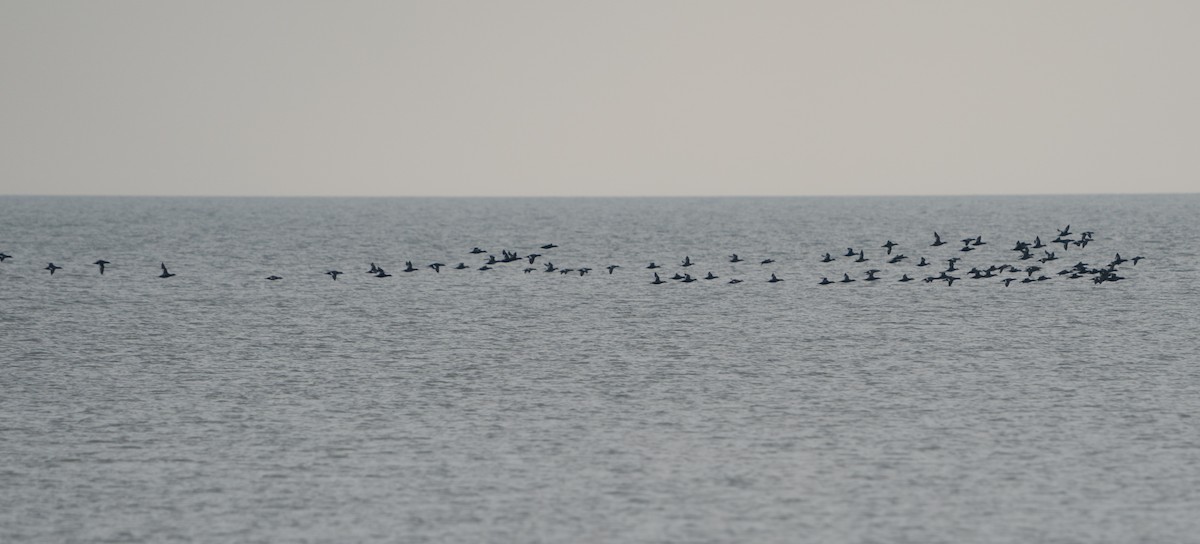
[{"x1": 2, "y1": 1, "x2": 1197, "y2": 197}]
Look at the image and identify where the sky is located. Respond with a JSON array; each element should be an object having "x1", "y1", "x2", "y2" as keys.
[{"x1": 1, "y1": 1, "x2": 1197, "y2": 197}]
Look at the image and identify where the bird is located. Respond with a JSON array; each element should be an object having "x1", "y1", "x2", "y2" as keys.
[
  {"x1": 1003, "y1": 278, "x2": 1015, "y2": 287},
  {"x1": 367, "y1": 263, "x2": 380, "y2": 274},
  {"x1": 681, "y1": 256, "x2": 693, "y2": 267},
  {"x1": 158, "y1": 263, "x2": 175, "y2": 278},
  {"x1": 453, "y1": 263, "x2": 468, "y2": 270},
  {"x1": 1131, "y1": 256, "x2": 1144, "y2": 265},
  {"x1": 931, "y1": 232, "x2": 946, "y2": 246},
  {"x1": 882, "y1": 241, "x2": 897, "y2": 254},
  {"x1": 1058, "y1": 225, "x2": 1071, "y2": 237},
  {"x1": 1032, "y1": 236, "x2": 1045, "y2": 249},
  {"x1": 705, "y1": 272, "x2": 718, "y2": 280},
  {"x1": 647, "y1": 262, "x2": 661, "y2": 269},
  {"x1": 681, "y1": 274, "x2": 697, "y2": 283},
  {"x1": 898, "y1": 274, "x2": 913, "y2": 282},
  {"x1": 821, "y1": 253, "x2": 835, "y2": 263},
  {"x1": 479, "y1": 265, "x2": 492, "y2": 271},
  {"x1": 326, "y1": 270, "x2": 342, "y2": 280},
  {"x1": 855, "y1": 251, "x2": 867, "y2": 263},
  {"x1": 403, "y1": 261, "x2": 418, "y2": 272},
  {"x1": 768, "y1": 273, "x2": 783, "y2": 283},
  {"x1": 887, "y1": 254, "x2": 907, "y2": 264},
  {"x1": 819, "y1": 277, "x2": 833, "y2": 285},
  {"x1": 652, "y1": 273, "x2": 665, "y2": 284},
  {"x1": 470, "y1": 247, "x2": 486, "y2": 254},
  {"x1": 730, "y1": 254, "x2": 744, "y2": 263},
  {"x1": 761, "y1": 258, "x2": 775, "y2": 265},
  {"x1": 524, "y1": 267, "x2": 534, "y2": 273},
  {"x1": 375, "y1": 267, "x2": 391, "y2": 278},
  {"x1": 917, "y1": 257, "x2": 930, "y2": 267},
  {"x1": 0, "y1": 252, "x2": 11, "y2": 262},
  {"x1": 972, "y1": 236, "x2": 986, "y2": 246},
  {"x1": 543, "y1": 262, "x2": 557, "y2": 273},
  {"x1": 839, "y1": 273, "x2": 855, "y2": 283},
  {"x1": 266, "y1": 275, "x2": 282, "y2": 281},
  {"x1": 844, "y1": 247, "x2": 857, "y2": 257},
  {"x1": 526, "y1": 254, "x2": 541, "y2": 264},
  {"x1": 541, "y1": 243, "x2": 559, "y2": 250},
  {"x1": 728, "y1": 278, "x2": 743, "y2": 284},
  {"x1": 864, "y1": 269, "x2": 880, "y2": 281},
  {"x1": 93, "y1": 259, "x2": 110, "y2": 274},
  {"x1": 45, "y1": 263, "x2": 61, "y2": 275},
  {"x1": 429, "y1": 263, "x2": 445, "y2": 273},
  {"x1": 606, "y1": 265, "x2": 620, "y2": 274}
]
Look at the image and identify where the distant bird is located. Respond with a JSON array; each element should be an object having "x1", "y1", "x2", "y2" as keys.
[
  {"x1": 931, "y1": 232, "x2": 946, "y2": 246},
  {"x1": 0, "y1": 252, "x2": 11, "y2": 262},
  {"x1": 864, "y1": 269, "x2": 880, "y2": 281},
  {"x1": 479, "y1": 265, "x2": 492, "y2": 271},
  {"x1": 266, "y1": 275, "x2": 282, "y2": 281},
  {"x1": 898, "y1": 274, "x2": 913, "y2": 282},
  {"x1": 158, "y1": 263, "x2": 175, "y2": 279},
  {"x1": 526, "y1": 254, "x2": 541, "y2": 264},
  {"x1": 887, "y1": 254, "x2": 907, "y2": 264},
  {"x1": 705, "y1": 272, "x2": 719, "y2": 280},
  {"x1": 839, "y1": 273, "x2": 855, "y2": 283},
  {"x1": 821, "y1": 253, "x2": 835, "y2": 263},
  {"x1": 652, "y1": 273, "x2": 665, "y2": 284},
  {"x1": 606, "y1": 265, "x2": 620, "y2": 274},
  {"x1": 761, "y1": 258, "x2": 775, "y2": 265},
  {"x1": 403, "y1": 261, "x2": 417, "y2": 272},
  {"x1": 470, "y1": 247, "x2": 486, "y2": 254},
  {"x1": 326, "y1": 270, "x2": 342, "y2": 280},
  {"x1": 681, "y1": 256, "x2": 693, "y2": 267},
  {"x1": 429, "y1": 263, "x2": 445, "y2": 273},
  {"x1": 882, "y1": 241, "x2": 897, "y2": 254},
  {"x1": 368, "y1": 263, "x2": 380, "y2": 274},
  {"x1": 541, "y1": 243, "x2": 558, "y2": 250},
  {"x1": 45, "y1": 263, "x2": 61, "y2": 275},
  {"x1": 1131, "y1": 256, "x2": 1144, "y2": 265},
  {"x1": 768, "y1": 273, "x2": 783, "y2": 283},
  {"x1": 681, "y1": 274, "x2": 696, "y2": 283},
  {"x1": 972, "y1": 236, "x2": 986, "y2": 246},
  {"x1": 844, "y1": 247, "x2": 856, "y2": 257},
  {"x1": 579, "y1": 268, "x2": 592, "y2": 276},
  {"x1": 819, "y1": 277, "x2": 833, "y2": 285},
  {"x1": 647, "y1": 262, "x2": 661, "y2": 269},
  {"x1": 855, "y1": 251, "x2": 867, "y2": 263},
  {"x1": 1003, "y1": 278, "x2": 1015, "y2": 287},
  {"x1": 524, "y1": 267, "x2": 534, "y2": 273},
  {"x1": 1058, "y1": 225, "x2": 1071, "y2": 237},
  {"x1": 730, "y1": 254, "x2": 744, "y2": 263},
  {"x1": 728, "y1": 279, "x2": 743, "y2": 284},
  {"x1": 1032, "y1": 236, "x2": 1045, "y2": 249},
  {"x1": 1111, "y1": 253, "x2": 1128, "y2": 266},
  {"x1": 375, "y1": 267, "x2": 391, "y2": 278},
  {"x1": 93, "y1": 259, "x2": 110, "y2": 274},
  {"x1": 544, "y1": 262, "x2": 557, "y2": 273},
  {"x1": 917, "y1": 257, "x2": 930, "y2": 267},
  {"x1": 453, "y1": 263, "x2": 468, "y2": 270}
]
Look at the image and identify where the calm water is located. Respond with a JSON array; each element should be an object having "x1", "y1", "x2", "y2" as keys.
[{"x1": 2, "y1": 195, "x2": 1199, "y2": 543}]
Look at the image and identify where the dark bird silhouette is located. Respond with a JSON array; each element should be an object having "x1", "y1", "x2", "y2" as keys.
[
  {"x1": 768, "y1": 273, "x2": 783, "y2": 283},
  {"x1": 652, "y1": 272, "x2": 665, "y2": 284},
  {"x1": 898, "y1": 274, "x2": 913, "y2": 282},
  {"x1": 326, "y1": 270, "x2": 342, "y2": 280},
  {"x1": 1003, "y1": 278, "x2": 1015, "y2": 287},
  {"x1": 647, "y1": 262, "x2": 661, "y2": 269},
  {"x1": 375, "y1": 268, "x2": 392, "y2": 278},
  {"x1": 917, "y1": 257, "x2": 930, "y2": 267},
  {"x1": 681, "y1": 274, "x2": 697, "y2": 283},
  {"x1": 730, "y1": 254, "x2": 744, "y2": 263},
  {"x1": 0, "y1": 252, "x2": 11, "y2": 262},
  {"x1": 524, "y1": 267, "x2": 534, "y2": 273},
  {"x1": 864, "y1": 269, "x2": 880, "y2": 281},
  {"x1": 819, "y1": 277, "x2": 833, "y2": 285},
  {"x1": 403, "y1": 261, "x2": 418, "y2": 272},
  {"x1": 429, "y1": 263, "x2": 445, "y2": 273},
  {"x1": 728, "y1": 278, "x2": 743, "y2": 284},
  {"x1": 606, "y1": 265, "x2": 620, "y2": 274},
  {"x1": 453, "y1": 263, "x2": 468, "y2": 270},
  {"x1": 681, "y1": 256, "x2": 693, "y2": 267},
  {"x1": 479, "y1": 265, "x2": 492, "y2": 271},
  {"x1": 526, "y1": 254, "x2": 541, "y2": 264},
  {"x1": 972, "y1": 236, "x2": 986, "y2": 246},
  {"x1": 159, "y1": 263, "x2": 175, "y2": 279},
  {"x1": 544, "y1": 262, "x2": 557, "y2": 273},
  {"x1": 541, "y1": 243, "x2": 558, "y2": 250},
  {"x1": 882, "y1": 241, "x2": 897, "y2": 254},
  {"x1": 761, "y1": 258, "x2": 775, "y2": 265},
  {"x1": 1058, "y1": 225, "x2": 1071, "y2": 237},
  {"x1": 470, "y1": 247, "x2": 486, "y2": 254},
  {"x1": 844, "y1": 247, "x2": 857, "y2": 257},
  {"x1": 45, "y1": 263, "x2": 61, "y2": 275},
  {"x1": 1131, "y1": 256, "x2": 1144, "y2": 265},
  {"x1": 821, "y1": 253, "x2": 835, "y2": 263},
  {"x1": 266, "y1": 275, "x2": 282, "y2": 281},
  {"x1": 93, "y1": 260, "x2": 110, "y2": 274},
  {"x1": 855, "y1": 251, "x2": 867, "y2": 263},
  {"x1": 839, "y1": 273, "x2": 855, "y2": 283},
  {"x1": 931, "y1": 232, "x2": 946, "y2": 246},
  {"x1": 705, "y1": 272, "x2": 718, "y2": 280},
  {"x1": 887, "y1": 254, "x2": 907, "y2": 264},
  {"x1": 1032, "y1": 236, "x2": 1045, "y2": 249},
  {"x1": 367, "y1": 263, "x2": 380, "y2": 274}
]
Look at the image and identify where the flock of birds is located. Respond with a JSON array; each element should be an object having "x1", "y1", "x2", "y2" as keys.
[{"x1": 1, "y1": 226, "x2": 1144, "y2": 287}]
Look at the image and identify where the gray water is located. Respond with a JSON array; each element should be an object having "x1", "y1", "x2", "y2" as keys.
[{"x1": 2, "y1": 195, "x2": 1199, "y2": 543}]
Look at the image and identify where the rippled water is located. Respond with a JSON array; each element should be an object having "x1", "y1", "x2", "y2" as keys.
[{"x1": 2, "y1": 195, "x2": 1199, "y2": 543}]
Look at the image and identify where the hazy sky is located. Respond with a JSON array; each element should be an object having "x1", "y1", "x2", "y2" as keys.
[{"x1": 2, "y1": 1, "x2": 1197, "y2": 196}]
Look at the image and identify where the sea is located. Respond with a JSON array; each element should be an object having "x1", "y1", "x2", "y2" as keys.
[{"x1": 2, "y1": 194, "x2": 1198, "y2": 543}]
